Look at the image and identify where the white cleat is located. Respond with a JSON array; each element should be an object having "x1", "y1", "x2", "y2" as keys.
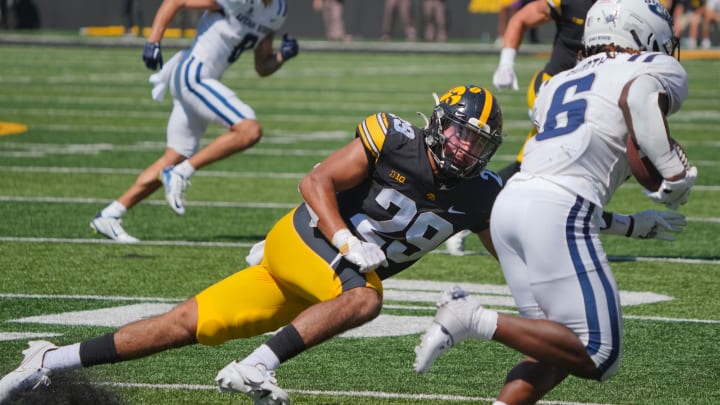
[
  {"x1": 414, "y1": 286, "x2": 484, "y2": 373},
  {"x1": 160, "y1": 166, "x2": 189, "y2": 216},
  {"x1": 0, "y1": 340, "x2": 57, "y2": 403},
  {"x1": 215, "y1": 362, "x2": 290, "y2": 405},
  {"x1": 444, "y1": 230, "x2": 471, "y2": 256},
  {"x1": 90, "y1": 214, "x2": 140, "y2": 243}
]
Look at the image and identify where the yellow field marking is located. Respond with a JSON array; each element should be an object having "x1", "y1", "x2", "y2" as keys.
[{"x1": 0, "y1": 122, "x2": 27, "y2": 136}]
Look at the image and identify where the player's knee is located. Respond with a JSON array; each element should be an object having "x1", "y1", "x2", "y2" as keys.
[
  {"x1": 232, "y1": 119, "x2": 262, "y2": 146},
  {"x1": 346, "y1": 287, "x2": 382, "y2": 322}
]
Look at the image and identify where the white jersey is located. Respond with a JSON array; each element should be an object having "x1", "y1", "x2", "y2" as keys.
[
  {"x1": 518, "y1": 52, "x2": 688, "y2": 206},
  {"x1": 191, "y1": 0, "x2": 287, "y2": 75},
  {"x1": 149, "y1": 0, "x2": 288, "y2": 157}
]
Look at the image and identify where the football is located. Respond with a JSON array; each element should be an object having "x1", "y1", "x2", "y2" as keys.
[{"x1": 627, "y1": 135, "x2": 689, "y2": 192}]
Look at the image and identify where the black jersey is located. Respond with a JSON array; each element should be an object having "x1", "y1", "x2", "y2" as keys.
[
  {"x1": 545, "y1": 0, "x2": 595, "y2": 75},
  {"x1": 337, "y1": 112, "x2": 502, "y2": 279}
]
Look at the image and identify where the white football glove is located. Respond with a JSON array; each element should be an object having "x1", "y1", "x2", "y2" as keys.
[
  {"x1": 492, "y1": 64, "x2": 519, "y2": 91},
  {"x1": 492, "y1": 48, "x2": 519, "y2": 91},
  {"x1": 332, "y1": 229, "x2": 388, "y2": 273},
  {"x1": 630, "y1": 210, "x2": 687, "y2": 241},
  {"x1": 645, "y1": 166, "x2": 698, "y2": 210}
]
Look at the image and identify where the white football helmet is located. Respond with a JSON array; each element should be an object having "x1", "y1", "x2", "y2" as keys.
[{"x1": 583, "y1": 0, "x2": 679, "y2": 55}]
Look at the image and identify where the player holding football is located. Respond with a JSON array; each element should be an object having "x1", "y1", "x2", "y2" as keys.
[
  {"x1": 90, "y1": 0, "x2": 299, "y2": 243},
  {"x1": 0, "y1": 85, "x2": 507, "y2": 404},
  {"x1": 444, "y1": 0, "x2": 594, "y2": 255},
  {"x1": 414, "y1": 0, "x2": 698, "y2": 404}
]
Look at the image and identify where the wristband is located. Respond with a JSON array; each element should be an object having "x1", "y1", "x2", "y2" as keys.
[
  {"x1": 331, "y1": 228, "x2": 353, "y2": 252},
  {"x1": 602, "y1": 213, "x2": 634, "y2": 237},
  {"x1": 499, "y1": 48, "x2": 517, "y2": 66}
]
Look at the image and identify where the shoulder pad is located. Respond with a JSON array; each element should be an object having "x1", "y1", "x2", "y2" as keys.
[{"x1": 356, "y1": 113, "x2": 390, "y2": 161}]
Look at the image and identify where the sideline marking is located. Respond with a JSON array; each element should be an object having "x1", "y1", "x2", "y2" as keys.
[{"x1": 0, "y1": 122, "x2": 27, "y2": 136}]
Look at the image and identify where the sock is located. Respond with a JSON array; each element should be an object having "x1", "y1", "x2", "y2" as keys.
[
  {"x1": 472, "y1": 308, "x2": 499, "y2": 340},
  {"x1": 173, "y1": 160, "x2": 196, "y2": 178},
  {"x1": 42, "y1": 343, "x2": 82, "y2": 372},
  {"x1": 239, "y1": 344, "x2": 280, "y2": 370},
  {"x1": 264, "y1": 324, "x2": 306, "y2": 364},
  {"x1": 79, "y1": 333, "x2": 120, "y2": 367},
  {"x1": 493, "y1": 402, "x2": 509, "y2": 405},
  {"x1": 100, "y1": 200, "x2": 127, "y2": 218}
]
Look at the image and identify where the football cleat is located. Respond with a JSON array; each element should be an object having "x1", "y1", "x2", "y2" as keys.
[
  {"x1": 160, "y1": 166, "x2": 189, "y2": 216},
  {"x1": 414, "y1": 286, "x2": 484, "y2": 373},
  {"x1": 0, "y1": 340, "x2": 56, "y2": 403},
  {"x1": 215, "y1": 362, "x2": 290, "y2": 405},
  {"x1": 90, "y1": 214, "x2": 140, "y2": 243}
]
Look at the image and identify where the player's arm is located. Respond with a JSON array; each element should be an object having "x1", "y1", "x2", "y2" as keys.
[
  {"x1": 299, "y1": 138, "x2": 387, "y2": 272},
  {"x1": 494, "y1": 0, "x2": 551, "y2": 90},
  {"x1": 254, "y1": 33, "x2": 299, "y2": 77},
  {"x1": 147, "y1": 0, "x2": 219, "y2": 43},
  {"x1": 620, "y1": 74, "x2": 697, "y2": 210},
  {"x1": 299, "y1": 137, "x2": 371, "y2": 244},
  {"x1": 475, "y1": 229, "x2": 497, "y2": 259},
  {"x1": 143, "y1": 0, "x2": 220, "y2": 70},
  {"x1": 501, "y1": 0, "x2": 553, "y2": 50},
  {"x1": 600, "y1": 210, "x2": 686, "y2": 240},
  {"x1": 620, "y1": 75, "x2": 686, "y2": 180}
]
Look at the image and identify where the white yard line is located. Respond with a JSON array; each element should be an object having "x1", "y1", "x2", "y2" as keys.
[
  {"x1": 1, "y1": 292, "x2": 718, "y2": 324},
  {"x1": 3, "y1": 196, "x2": 720, "y2": 224},
  {"x1": 94, "y1": 381, "x2": 613, "y2": 404}
]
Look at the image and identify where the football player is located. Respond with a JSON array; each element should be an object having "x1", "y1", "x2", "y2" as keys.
[
  {"x1": 415, "y1": 1, "x2": 697, "y2": 403},
  {"x1": 445, "y1": 0, "x2": 595, "y2": 255},
  {"x1": 90, "y1": 0, "x2": 299, "y2": 243},
  {"x1": 0, "y1": 85, "x2": 506, "y2": 404}
]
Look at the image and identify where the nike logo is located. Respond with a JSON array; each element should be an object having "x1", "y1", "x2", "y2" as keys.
[{"x1": 448, "y1": 206, "x2": 466, "y2": 215}]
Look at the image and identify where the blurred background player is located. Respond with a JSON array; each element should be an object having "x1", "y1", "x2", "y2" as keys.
[
  {"x1": 669, "y1": 0, "x2": 705, "y2": 49},
  {"x1": 422, "y1": 0, "x2": 447, "y2": 42},
  {"x1": 313, "y1": 0, "x2": 352, "y2": 41},
  {"x1": 416, "y1": 1, "x2": 697, "y2": 404},
  {"x1": 90, "y1": 0, "x2": 299, "y2": 243},
  {"x1": 702, "y1": 0, "x2": 720, "y2": 48},
  {"x1": 381, "y1": 0, "x2": 417, "y2": 41},
  {"x1": 1, "y1": 85, "x2": 505, "y2": 405},
  {"x1": 445, "y1": 0, "x2": 593, "y2": 255}
]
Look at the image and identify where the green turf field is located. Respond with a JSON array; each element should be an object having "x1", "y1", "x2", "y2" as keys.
[{"x1": 0, "y1": 43, "x2": 719, "y2": 404}]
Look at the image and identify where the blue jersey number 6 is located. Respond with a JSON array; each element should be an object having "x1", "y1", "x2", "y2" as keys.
[{"x1": 536, "y1": 73, "x2": 595, "y2": 141}]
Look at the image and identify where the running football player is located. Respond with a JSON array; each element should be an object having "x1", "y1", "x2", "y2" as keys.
[
  {"x1": 90, "y1": 0, "x2": 299, "y2": 243},
  {"x1": 415, "y1": 1, "x2": 697, "y2": 404}
]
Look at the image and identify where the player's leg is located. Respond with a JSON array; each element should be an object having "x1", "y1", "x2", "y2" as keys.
[
  {"x1": 162, "y1": 59, "x2": 258, "y2": 214},
  {"x1": 216, "y1": 206, "x2": 384, "y2": 401},
  {"x1": 495, "y1": 359, "x2": 569, "y2": 404},
  {"x1": 91, "y1": 96, "x2": 201, "y2": 237},
  {"x1": 416, "y1": 181, "x2": 620, "y2": 401}
]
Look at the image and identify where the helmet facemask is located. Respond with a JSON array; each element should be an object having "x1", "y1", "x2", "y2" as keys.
[{"x1": 426, "y1": 102, "x2": 502, "y2": 179}]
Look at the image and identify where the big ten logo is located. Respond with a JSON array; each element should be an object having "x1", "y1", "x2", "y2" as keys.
[{"x1": 388, "y1": 169, "x2": 406, "y2": 183}]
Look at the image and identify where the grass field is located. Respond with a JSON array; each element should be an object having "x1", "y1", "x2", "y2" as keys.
[{"x1": 1, "y1": 42, "x2": 719, "y2": 404}]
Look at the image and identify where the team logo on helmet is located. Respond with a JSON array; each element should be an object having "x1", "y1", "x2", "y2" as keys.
[{"x1": 439, "y1": 85, "x2": 483, "y2": 107}]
